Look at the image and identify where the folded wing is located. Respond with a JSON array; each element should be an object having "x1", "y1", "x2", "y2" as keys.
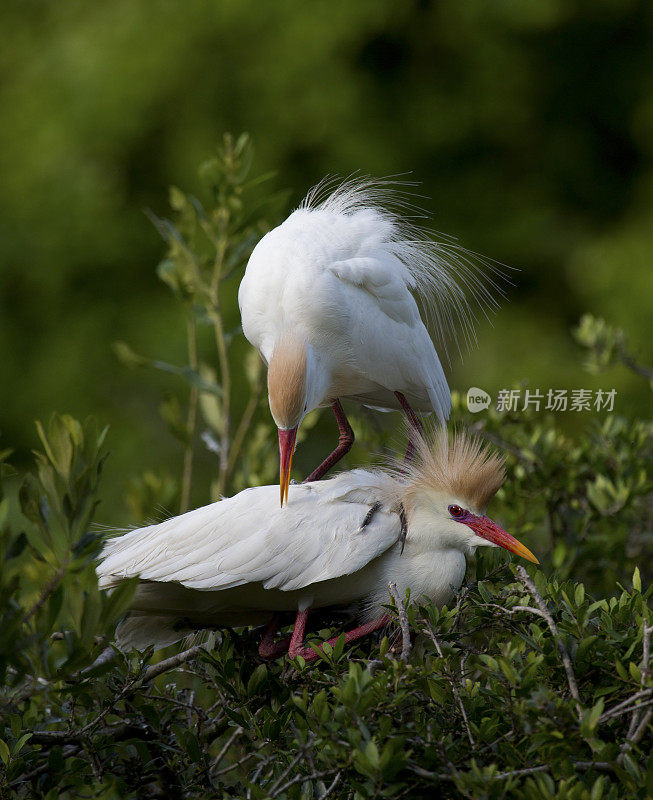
[{"x1": 97, "y1": 470, "x2": 402, "y2": 594}]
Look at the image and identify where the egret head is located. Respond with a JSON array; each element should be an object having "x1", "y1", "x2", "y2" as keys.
[
  {"x1": 268, "y1": 333, "x2": 310, "y2": 507},
  {"x1": 398, "y1": 427, "x2": 538, "y2": 563}
]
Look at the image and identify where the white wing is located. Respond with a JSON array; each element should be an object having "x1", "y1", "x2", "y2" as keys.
[
  {"x1": 98, "y1": 470, "x2": 402, "y2": 594},
  {"x1": 327, "y1": 253, "x2": 451, "y2": 419}
]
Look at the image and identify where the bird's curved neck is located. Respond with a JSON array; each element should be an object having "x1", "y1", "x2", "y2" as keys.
[
  {"x1": 268, "y1": 331, "x2": 309, "y2": 429},
  {"x1": 268, "y1": 330, "x2": 333, "y2": 429}
]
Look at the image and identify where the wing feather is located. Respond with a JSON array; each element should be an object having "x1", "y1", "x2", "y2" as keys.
[
  {"x1": 329, "y1": 256, "x2": 418, "y2": 325},
  {"x1": 98, "y1": 471, "x2": 401, "y2": 594}
]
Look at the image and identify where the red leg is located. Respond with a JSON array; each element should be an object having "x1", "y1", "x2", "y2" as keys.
[
  {"x1": 287, "y1": 609, "x2": 391, "y2": 663},
  {"x1": 258, "y1": 615, "x2": 291, "y2": 659},
  {"x1": 394, "y1": 392, "x2": 423, "y2": 464},
  {"x1": 303, "y1": 399, "x2": 354, "y2": 483}
]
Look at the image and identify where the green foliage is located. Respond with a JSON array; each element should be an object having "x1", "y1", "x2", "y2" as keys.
[
  {"x1": 1, "y1": 472, "x2": 652, "y2": 799},
  {"x1": 0, "y1": 355, "x2": 650, "y2": 797},
  {"x1": 574, "y1": 315, "x2": 653, "y2": 388},
  {"x1": 115, "y1": 133, "x2": 277, "y2": 515}
]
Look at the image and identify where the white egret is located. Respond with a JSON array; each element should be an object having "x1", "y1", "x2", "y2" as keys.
[
  {"x1": 97, "y1": 429, "x2": 537, "y2": 660},
  {"x1": 238, "y1": 177, "x2": 504, "y2": 505}
]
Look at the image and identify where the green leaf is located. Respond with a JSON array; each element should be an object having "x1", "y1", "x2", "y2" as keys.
[
  {"x1": 247, "y1": 664, "x2": 268, "y2": 695},
  {"x1": 580, "y1": 699, "x2": 604, "y2": 738},
  {"x1": 12, "y1": 732, "x2": 32, "y2": 756}
]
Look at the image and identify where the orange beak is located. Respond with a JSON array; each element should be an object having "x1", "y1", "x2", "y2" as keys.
[
  {"x1": 278, "y1": 426, "x2": 298, "y2": 507},
  {"x1": 467, "y1": 515, "x2": 539, "y2": 564}
]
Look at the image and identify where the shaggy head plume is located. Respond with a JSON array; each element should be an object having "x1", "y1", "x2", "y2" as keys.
[
  {"x1": 298, "y1": 175, "x2": 510, "y2": 359},
  {"x1": 395, "y1": 426, "x2": 506, "y2": 512}
]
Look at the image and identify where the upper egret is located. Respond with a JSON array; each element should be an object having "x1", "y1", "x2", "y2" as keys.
[
  {"x1": 97, "y1": 429, "x2": 536, "y2": 661},
  {"x1": 238, "y1": 177, "x2": 503, "y2": 505}
]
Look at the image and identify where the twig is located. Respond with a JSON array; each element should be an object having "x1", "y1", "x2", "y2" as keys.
[
  {"x1": 515, "y1": 565, "x2": 582, "y2": 719},
  {"x1": 493, "y1": 761, "x2": 613, "y2": 780},
  {"x1": 422, "y1": 619, "x2": 474, "y2": 746},
  {"x1": 36, "y1": 644, "x2": 206, "y2": 742},
  {"x1": 268, "y1": 737, "x2": 315, "y2": 793},
  {"x1": 180, "y1": 314, "x2": 199, "y2": 513},
  {"x1": 247, "y1": 752, "x2": 278, "y2": 799},
  {"x1": 8, "y1": 745, "x2": 79, "y2": 788},
  {"x1": 268, "y1": 770, "x2": 332, "y2": 798},
  {"x1": 318, "y1": 771, "x2": 342, "y2": 799},
  {"x1": 620, "y1": 351, "x2": 653, "y2": 381},
  {"x1": 388, "y1": 582, "x2": 411, "y2": 662},
  {"x1": 211, "y1": 751, "x2": 256, "y2": 778},
  {"x1": 599, "y1": 689, "x2": 653, "y2": 722},
  {"x1": 630, "y1": 708, "x2": 653, "y2": 746},
  {"x1": 408, "y1": 759, "x2": 614, "y2": 783},
  {"x1": 601, "y1": 697, "x2": 653, "y2": 723},
  {"x1": 618, "y1": 622, "x2": 653, "y2": 763},
  {"x1": 142, "y1": 643, "x2": 205, "y2": 683},
  {"x1": 22, "y1": 561, "x2": 69, "y2": 624},
  {"x1": 620, "y1": 706, "x2": 653, "y2": 765},
  {"x1": 642, "y1": 624, "x2": 652, "y2": 684},
  {"x1": 226, "y1": 376, "x2": 262, "y2": 478},
  {"x1": 209, "y1": 726, "x2": 243, "y2": 776},
  {"x1": 209, "y1": 305, "x2": 231, "y2": 495}
]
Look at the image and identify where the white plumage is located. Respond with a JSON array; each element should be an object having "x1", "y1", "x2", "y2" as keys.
[
  {"x1": 97, "y1": 430, "x2": 536, "y2": 654},
  {"x1": 238, "y1": 178, "x2": 504, "y2": 501}
]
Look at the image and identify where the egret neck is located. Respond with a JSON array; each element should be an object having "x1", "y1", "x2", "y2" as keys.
[{"x1": 268, "y1": 331, "x2": 330, "y2": 506}]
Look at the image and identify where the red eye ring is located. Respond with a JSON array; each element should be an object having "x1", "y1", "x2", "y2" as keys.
[{"x1": 448, "y1": 504, "x2": 465, "y2": 519}]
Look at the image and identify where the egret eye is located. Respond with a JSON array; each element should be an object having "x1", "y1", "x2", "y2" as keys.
[{"x1": 448, "y1": 504, "x2": 465, "y2": 519}]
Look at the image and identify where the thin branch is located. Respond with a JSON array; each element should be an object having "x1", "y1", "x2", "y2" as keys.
[
  {"x1": 142, "y1": 644, "x2": 205, "y2": 683},
  {"x1": 620, "y1": 351, "x2": 653, "y2": 381},
  {"x1": 630, "y1": 708, "x2": 653, "y2": 747},
  {"x1": 620, "y1": 707, "x2": 653, "y2": 765},
  {"x1": 642, "y1": 624, "x2": 652, "y2": 684},
  {"x1": 599, "y1": 689, "x2": 653, "y2": 722},
  {"x1": 515, "y1": 565, "x2": 582, "y2": 719},
  {"x1": 8, "y1": 745, "x2": 79, "y2": 788},
  {"x1": 31, "y1": 647, "x2": 205, "y2": 746},
  {"x1": 493, "y1": 761, "x2": 613, "y2": 780},
  {"x1": 22, "y1": 560, "x2": 69, "y2": 624},
  {"x1": 601, "y1": 697, "x2": 653, "y2": 723},
  {"x1": 211, "y1": 751, "x2": 256, "y2": 778},
  {"x1": 318, "y1": 771, "x2": 342, "y2": 799},
  {"x1": 226, "y1": 375, "x2": 263, "y2": 478},
  {"x1": 268, "y1": 737, "x2": 315, "y2": 793},
  {"x1": 268, "y1": 770, "x2": 332, "y2": 798},
  {"x1": 209, "y1": 726, "x2": 244, "y2": 776},
  {"x1": 422, "y1": 619, "x2": 475, "y2": 746},
  {"x1": 180, "y1": 313, "x2": 199, "y2": 513},
  {"x1": 620, "y1": 623, "x2": 653, "y2": 756},
  {"x1": 388, "y1": 582, "x2": 411, "y2": 662}
]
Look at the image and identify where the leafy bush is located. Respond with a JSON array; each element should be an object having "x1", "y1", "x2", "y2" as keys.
[{"x1": 0, "y1": 141, "x2": 650, "y2": 799}]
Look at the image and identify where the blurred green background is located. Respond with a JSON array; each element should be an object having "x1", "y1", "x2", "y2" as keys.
[{"x1": 1, "y1": 0, "x2": 651, "y2": 522}]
